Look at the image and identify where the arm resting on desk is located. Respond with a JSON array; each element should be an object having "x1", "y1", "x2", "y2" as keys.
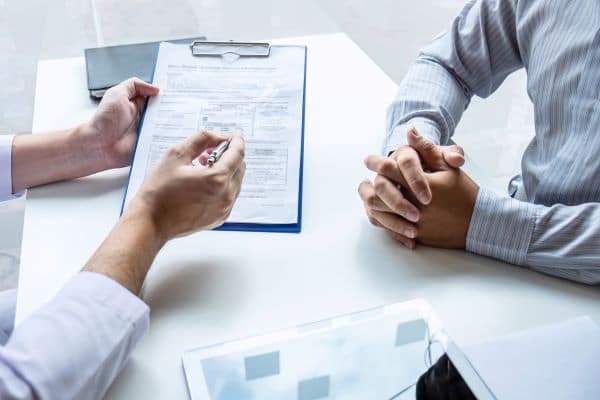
[
  {"x1": 10, "y1": 124, "x2": 110, "y2": 194},
  {"x1": 0, "y1": 208, "x2": 162, "y2": 399},
  {"x1": 0, "y1": 272, "x2": 148, "y2": 399},
  {"x1": 384, "y1": 0, "x2": 522, "y2": 154},
  {"x1": 0, "y1": 131, "x2": 246, "y2": 399},
  {"x1": 468, "y1": 188, "x2": 600, "y2": 285},
  {"x1": 6, "y1": 78, "x2": 159, "y2": 196}
]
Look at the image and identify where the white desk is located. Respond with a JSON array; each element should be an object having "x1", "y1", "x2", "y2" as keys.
[{"x1": 18, "y1": 33, "x2": 600, "y2": 399}]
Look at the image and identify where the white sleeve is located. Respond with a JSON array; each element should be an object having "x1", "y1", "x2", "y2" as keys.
[
  {"x1": 0, "y1": 135, "x2": 21, "y2": 202},
  {"x1": 0, "y1": 272, "x2": 149, "y2": 399}
]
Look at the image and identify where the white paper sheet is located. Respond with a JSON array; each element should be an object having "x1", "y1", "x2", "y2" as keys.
[
  {"x1": 123, "y1": 42, "x2": 306, "y2": 225},
  {"x1": 464, "y1": 316, "x2": 600, "y2": 400}
]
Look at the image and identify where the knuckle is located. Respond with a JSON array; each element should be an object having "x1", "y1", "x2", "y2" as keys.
[
  {"x1": 197, "y1": 130, "x2": 209, "y2": 140},
  {"x1": 391, "y1": 217, "x2": 408, "y2": 231},
  {"x1": 358, "y1": 180, "x2": 368, "y2": 195},
  {"x1": 377, "y1": 159, "x2": 395, "y2": 176},
  {"x1": 365, "y1": 193, "x2": 378, "y2": 209},
  {"x1": 167, "y1": 145, "x2": 185, "y2": 159},
  {"x1": 392, "y1": 198, "x2": 406, "y2": 212},
  {"x1": 202, "y1": 173, "x2": 227, "y2": 195},
  {"x1": 373, "y1": 178, "x2": 386, "y2": 194},
  {"x1": 392, "y1": 145, "x2": 410, "y2": 157},
  {"x1": 226, "y1": 188, "x2": 237, "y2": 203},
  {"x1": 397, "y1": 155, "x2": 415, "y2": 170},
  {"x1": 209, "y1": 172, "x2": 228, "y2": 188},
  {"x1": 104, "y1": 86, "x2": 117, "y2": 97},
  {"x1": 394, "y1": 224, "x2": 410, "y2": 236},
  {"x1": 421, "y1": 140, "x2": 436, "y2": 151}
]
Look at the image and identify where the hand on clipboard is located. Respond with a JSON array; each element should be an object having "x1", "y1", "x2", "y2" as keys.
[{"x1": 121, "y1": 40, "x2": 307, "y2": 233}]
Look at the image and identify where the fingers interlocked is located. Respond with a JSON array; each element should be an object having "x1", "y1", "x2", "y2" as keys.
[{"x1": 359, "y1": 128, "x2": 465, "y2": 249}]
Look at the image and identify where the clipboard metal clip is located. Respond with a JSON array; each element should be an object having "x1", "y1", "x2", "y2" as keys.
[{"x1": 190, "y1": 41, "x2": 271, "y2": 57}]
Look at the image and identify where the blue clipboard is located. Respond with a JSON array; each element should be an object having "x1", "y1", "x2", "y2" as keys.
[{"x1": 120, "y1": 41, "x2": 307, "y2": 234}]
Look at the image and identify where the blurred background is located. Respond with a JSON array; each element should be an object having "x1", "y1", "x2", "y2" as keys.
[{"x1": 0, "y1": 0, "x2": 535, "y2": 289}]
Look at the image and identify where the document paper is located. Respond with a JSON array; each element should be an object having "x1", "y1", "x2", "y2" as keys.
[
  {"x1": 122, "y1": 42, "x2": 306, "y2": 226},
  {"x1": 463, "y1": 316, "x2": 600, "y2": 400}
]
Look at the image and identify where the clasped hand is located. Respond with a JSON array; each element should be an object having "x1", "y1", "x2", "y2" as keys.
[{"x1": 359, "y1": 128, "x2": 479, "y2": 249}]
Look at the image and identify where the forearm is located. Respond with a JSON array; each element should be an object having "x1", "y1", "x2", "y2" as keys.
[
  {"x1": 84, "y1": 205, "x2": 166, "y2": 295},
  {"x1": 467, "y1": 188, "x2": 600, "y2": 284},
  {"x1": 11, "y1": 123, "x2": 108, "y2": 193},
  {"x1": 385, "y1": 0, "x2": 522, "y2": 154},
  {"x1": 0, "y1": 183, "x2": 166, "y2": 399},
  {"x1": 385, "y1": 58, "x2": 470, "y2": 154}
]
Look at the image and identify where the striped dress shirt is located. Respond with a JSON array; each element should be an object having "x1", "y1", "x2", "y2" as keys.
[{"x1": 385, "y1": 0, "x2": 600, "y2": 284}]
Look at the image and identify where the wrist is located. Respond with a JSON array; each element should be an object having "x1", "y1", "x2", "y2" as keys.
[
  {"x1": 122, "y1": 201, "x2": 169, "y2": 249},
  {"x1": 67, "y1": 123, "x2": 111, "y2": 172},
  {"x1": 84, "y1": 203, "x2": 167, "y2": 295},
  {"x1": 466, "y1": 187, "x2": 538, "y2": 265}
]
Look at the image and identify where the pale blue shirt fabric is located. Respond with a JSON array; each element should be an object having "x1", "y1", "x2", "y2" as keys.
[
  {"x1": 385, "y1": 0, "x2": 600, "y2": 284},
  {"x1": 1, "y1": 134, "x2": 149, "y2": 398}
]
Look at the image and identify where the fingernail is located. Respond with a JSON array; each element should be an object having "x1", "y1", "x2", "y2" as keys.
[
  {"x1": 418, "y1": 191, "x2": 430, "y2": 204},
  {"x1": 404, "y1": 228, "x2": 416, "y2": 238},
  {"x1": 409, "y1": 127, "x2": 420, "y2": 137},
  {"x1": 407, "y1": 211, "x2": 419, "y2": 222}
]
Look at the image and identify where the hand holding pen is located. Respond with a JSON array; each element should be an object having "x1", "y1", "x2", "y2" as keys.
[
  {"x1": 208, "y1": 137, "x2": 232, "y2": 166},
  {"x1": 196, "y1": 130, "x2": 242, "y2": 167}
]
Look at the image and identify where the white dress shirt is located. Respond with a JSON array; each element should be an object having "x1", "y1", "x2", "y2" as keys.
[
  {"x1": 0, "y1": 134, "x2": 150, "y2": 398},
  {"x1": 0, "y1": 135, "x2": 17, "y2": 202},
  {"x1": 0, "y1": 272, "x2": 148, "y2": 399},
  {"x1": 386, "y1": 0, "x2": 600, "y2": 284}
]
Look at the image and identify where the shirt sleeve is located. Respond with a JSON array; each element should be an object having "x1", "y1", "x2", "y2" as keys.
[
  {"x1": 0, "y1": 271, "x2": 149, "y2": 399},
  {"x1": 384, "y1": 0, "x2": 522, "y2": 155},
  {"x1": 0, "y1": 135, "x2": 18, "y2": 202},
  {"x1": 467, "y1": 188, "x2": 600, "y2": 285},
  {"x1": 0, "y1": 289, "x2": 17, "y2": 346}
]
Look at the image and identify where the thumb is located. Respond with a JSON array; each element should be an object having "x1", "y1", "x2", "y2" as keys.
[
  {"x1": 442, "y1": 145, "x2": 465, "y2": 168},
  {"x1": 407, "y1": 127, "x2": 446, "y2": 171},
  {"x1": 177, "y1": 131, "x2": 229, "y2": 162},
  {"x1": 121, "y1": 77, "x2": 160, "y2": 99}
]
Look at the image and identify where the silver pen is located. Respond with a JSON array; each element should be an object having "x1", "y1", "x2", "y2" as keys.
[{"x1": 207, "y1": 138, "x2": 232, "y2": 166}]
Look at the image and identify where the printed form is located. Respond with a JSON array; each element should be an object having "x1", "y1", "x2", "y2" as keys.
[{"x1": 123, "y1": 43, "x2": 306, "y2": 225}]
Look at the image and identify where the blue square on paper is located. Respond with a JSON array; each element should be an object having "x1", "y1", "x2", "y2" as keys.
[
  {"x1": 395, "y1": 319, "x2": 427, "y2": 347},
  {"x1": 244, "y1": 351, "x2": 280, "y2": 380},
  {"x1": 298, "y1": 375, "x2": 330, "y2": 400}
]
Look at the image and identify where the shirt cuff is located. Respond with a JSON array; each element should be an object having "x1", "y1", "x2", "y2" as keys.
[
  {"x1": 383, "y1": 117, "x2": 442, "y2": 155},
  {"x1": 0, "y1": 135, "x2": 20, "y2": 202},
  {"x1": 56, "y1": 271, "x2": 150, "y2": 343},
  {"x1": 466, "y1": 187, "x2": 541, "y2": 266}
]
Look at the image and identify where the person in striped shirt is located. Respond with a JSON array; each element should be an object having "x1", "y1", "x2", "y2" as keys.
[{"x1": 359, "y1": 0, "x2": 600, "y2": 284}]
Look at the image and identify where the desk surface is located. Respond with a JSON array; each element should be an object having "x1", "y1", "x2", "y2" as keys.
[{"x1": 18, "y1": 33, "x2": 600, "y2": 399}]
